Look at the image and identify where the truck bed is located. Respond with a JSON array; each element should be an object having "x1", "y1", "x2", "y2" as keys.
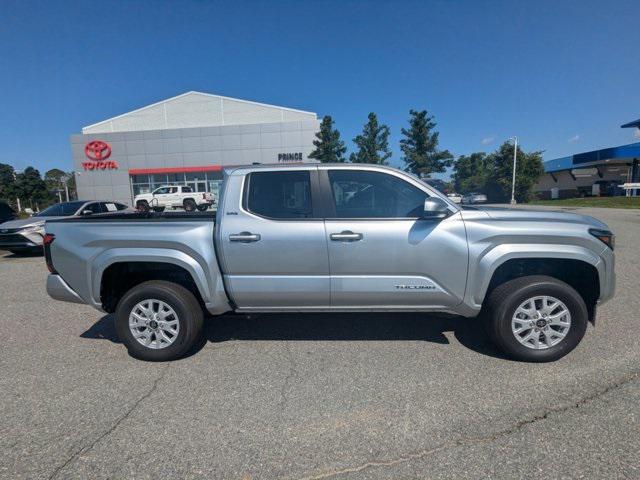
[{"x1": 46, "y1": 211, "x2": 217, "y2": 223}]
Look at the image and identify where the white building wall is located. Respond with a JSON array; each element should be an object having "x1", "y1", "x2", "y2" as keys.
[
  {"x1": 82, "y1": 92, "x2": 317, "y2": 134},
  {"x1": 72, "y1": 119, "x2": 320, "y2": 205}
]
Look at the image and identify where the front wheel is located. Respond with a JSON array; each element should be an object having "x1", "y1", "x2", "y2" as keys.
[
  {"x1": 196, "y1": 204, "x2": 209, "y2": 212},
  {"x1": 183, "y1": 199, "x2": 197, "y2": 212},
  {"x1": 115, "y1": 280, "x2": 204, "y2": 361},
  {"x1": 483, "y1": 275, "x2": 588, "y2": 362}
]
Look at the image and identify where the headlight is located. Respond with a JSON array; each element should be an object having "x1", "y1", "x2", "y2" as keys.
[
  {"x1": 589, "y1": 228, "x2": 615, "y2": 251},
  {"x1": 21, "y1": 223, "x2": 45, "y2": 234}
]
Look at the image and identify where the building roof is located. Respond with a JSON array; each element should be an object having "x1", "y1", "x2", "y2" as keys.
[
  {"x1": 544, "y1": 142, "x2": 640, "y2": 173},
  {"x1": 82, "y1": 91, "x2": 317, "y2": 134},
  {"x1": 621, "y1": 118, "x2": 640, "y2": 129}
]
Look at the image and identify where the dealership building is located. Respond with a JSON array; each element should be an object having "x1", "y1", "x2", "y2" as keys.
[
  {"x1": 71, "y1": 91, "x2": 320, "y2": 206},
  {"x1": 534, "y1": 119, "x2": 640, "y2": 198}
]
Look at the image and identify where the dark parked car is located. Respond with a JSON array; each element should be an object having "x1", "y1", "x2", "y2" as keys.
[
  {"x1": 0, "y1": 202, "x2": 17, "y2": 224},
  {"x1": 0, "y1": 200, "x2": 132, "y2": 254}
]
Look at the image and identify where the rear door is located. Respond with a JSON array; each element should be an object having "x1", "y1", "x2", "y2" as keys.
[
  {"x1": 321, "y1": 167, "x2": 468, "y2": 309},
  {"x1": 217, "y1": 167, "x2": 330, "y2": 309}
]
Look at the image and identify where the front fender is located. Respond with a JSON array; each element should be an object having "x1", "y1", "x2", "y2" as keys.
[{"x1": 466, "y1": 243, "x2": 604, "y2": 308}]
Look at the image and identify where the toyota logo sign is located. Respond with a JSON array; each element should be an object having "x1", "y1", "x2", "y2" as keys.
[
  {"x1": 82, "y1": 140, "x2": 118, "y2": 170},
  {"x1": 85, "y1": 140, "x2": 112, "y2": 160}
]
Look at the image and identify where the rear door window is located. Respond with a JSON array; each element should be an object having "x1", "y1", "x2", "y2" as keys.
[
  {"x1": 245, "y1": 171, "x2": 314, "y2": 219},
  {"x1": 83, "y1": 203, "x2": 103, "y2": 214}
]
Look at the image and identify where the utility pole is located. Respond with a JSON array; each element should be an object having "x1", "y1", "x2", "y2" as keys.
[
  {"x1": 61, "y1": 174, "x2": 70, "y2": 201},
  {"x1": 511, "y1": 138, "x2": 518, "y2": 205},
  {"x1": 13, "y1": 170, "x2": 21, "y2": 213}
]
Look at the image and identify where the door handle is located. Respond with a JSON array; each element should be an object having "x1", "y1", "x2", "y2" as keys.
[
  {"x1": 229, "y1": 232, "x2": 261, "y2": 243},
  {"x1": 330, "y1": 231, "x2": 363, "y2": 242}
]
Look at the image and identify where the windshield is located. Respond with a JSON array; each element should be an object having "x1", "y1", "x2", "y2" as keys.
[{"x1": 35, "y1": 201, "x2": 86, "y2": 217}]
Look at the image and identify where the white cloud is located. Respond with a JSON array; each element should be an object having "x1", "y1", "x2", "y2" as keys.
[
  {"x1": 634, "y1": 129, "x2": 640, "y2": 139},
  {"x1": 481, "y1": 136, "x2": 495, "y2": 145},
  {"x1": 568, "y1": 134, "x2": 580, "y2": 143}
]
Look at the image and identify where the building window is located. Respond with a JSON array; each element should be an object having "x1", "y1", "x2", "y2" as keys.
[{"x1": 130, "y1": 170, "x2": 223, "y2": 207}]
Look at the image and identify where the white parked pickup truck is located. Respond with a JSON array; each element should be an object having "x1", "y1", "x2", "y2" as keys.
[{"x1": 134, "y1": 185, "x2": 215, "y2": 212}]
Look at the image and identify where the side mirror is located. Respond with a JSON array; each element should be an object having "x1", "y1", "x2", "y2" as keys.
[
  {"x1": 422, "y1": 197, "x2": 449, "y2": 219},
  {"x1": 81, "y1": 209, "x2": 93, "y2": 216}
]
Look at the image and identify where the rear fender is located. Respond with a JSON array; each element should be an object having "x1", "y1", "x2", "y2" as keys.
[{"x1": 91, "y1": 248, "x2": 227, "y2": 313}]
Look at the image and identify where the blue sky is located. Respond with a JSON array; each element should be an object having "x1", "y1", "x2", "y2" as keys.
[{"x1": 1, "y1": 0, "x2": 639, "y2": 178}]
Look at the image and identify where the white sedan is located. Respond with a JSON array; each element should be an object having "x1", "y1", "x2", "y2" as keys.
[
  {"x1": 447, "y1": 193, "x2": 462, "y2": 204},
  {"x1": 461, "y1": 193, "x2": 488, "y2": 205}
]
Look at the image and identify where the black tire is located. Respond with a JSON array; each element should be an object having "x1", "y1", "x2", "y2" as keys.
[
  {"x1": 136, "y1": 200, "x2": 150, "y2": 212},
  {"x1": 115, "y1": 280, "x2": 204, "y2": 361},
  {"x1": 483, "y1": 275, "x2": 588, "y2": 362},
  {"x1": 196, "y1": 204, "x2": 209, "y2": 212},
  {"x1": 183, "y1": 199, "x2": 196, "y2": 212},
  {"x1": 152, "y1": 206, "x2": 165, "y2": 213}
]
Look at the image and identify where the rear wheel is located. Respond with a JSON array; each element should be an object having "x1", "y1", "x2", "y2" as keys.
[
  {"x1": 136, "y1": 200, "x2": 150, "y2": 212},
  {"x1": 183, "y1": 199, "x2": 197, "y2": 212},
  {"x1": 115, "y1": 280, "x2": 204, "y2": 361},
  {"x1": 484, "y1": 275, "x2": 588, "y2": 362}
]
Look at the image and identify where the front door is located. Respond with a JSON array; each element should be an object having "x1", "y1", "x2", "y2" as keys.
[
  {"x1": 218, "y1": 167, "x2": 330, "y2": 309},
  {"x1": 151, "y1": 187, "x2": 171, "y2": 207},
  {"x1": 321, "y1": 167, "x2": 468, "y2": 309}
]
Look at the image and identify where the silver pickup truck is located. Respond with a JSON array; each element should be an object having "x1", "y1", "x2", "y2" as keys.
[{"x1": 44, "y1": 164, "x2": 615, "y2": 362}]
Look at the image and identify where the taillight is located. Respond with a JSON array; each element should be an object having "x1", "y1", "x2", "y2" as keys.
[{"x1": 43, "y1": 233, "x2": 57, "y2": 273}]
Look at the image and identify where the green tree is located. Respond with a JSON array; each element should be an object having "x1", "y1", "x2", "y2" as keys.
[
  {"x1": 400, "y1": 109, "x2": 452, "y2": 176},
  {"x1": 483, "y1": 142, "x2": 543, "y2": 203},
  {"x1": 349, "y1": 112, "x2": 392, "y2": 165},
  {"x1": 309, "y1": 115, "x2": 347, "y2": 163},
  {"x1": 15, "y1": 167, "x2": 53, "y2": 210},
  {"x1": 0, "y1": 163, "x2": 17, "y2": 206},
  {"x1": 44, "y1": 168, "x2": 68, "y2": 201},
  {"x1": 452, "y1": 152, "x2": 487, "y2": 193}
]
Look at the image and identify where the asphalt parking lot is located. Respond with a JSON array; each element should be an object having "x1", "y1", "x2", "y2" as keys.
[{"x1": 1, "y1": 206, "x2": 639, "y2": 479}]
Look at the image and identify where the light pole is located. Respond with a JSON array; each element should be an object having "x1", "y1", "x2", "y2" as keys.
[{"x1": 509, "y1": 136, "x2": 518, "y2": 205}]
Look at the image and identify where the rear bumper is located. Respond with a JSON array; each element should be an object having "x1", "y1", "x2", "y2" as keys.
[{"x1": 46, "y1": 274, "x2": 85, "y2": 304}]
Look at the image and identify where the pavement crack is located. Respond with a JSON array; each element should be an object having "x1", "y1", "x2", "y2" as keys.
[
  {"x1": 299, "y1": 371, "x2": 639, "y2": 480},
  {"x1": 48, "y1": 363, "x2": 170, "y2": 480},
  {"x1": 278, "y1": 343, "x2": 298, "y2": 416}
]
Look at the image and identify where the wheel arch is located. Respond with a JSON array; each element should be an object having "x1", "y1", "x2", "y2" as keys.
[
  {"x1": 94, "y1": 249, "x2": 212, "y2": 313},
  {"x1": 470, "y1": 245, "x2": 603, "y2": 314}
]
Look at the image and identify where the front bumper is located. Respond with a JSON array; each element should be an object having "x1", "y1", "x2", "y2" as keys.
[
  {"x1": 46, "y1": 274, "x2": 85, "y2": 304},
  {"x1": 0, "y1": 231, "x2": 41, "y2": 250},
  {"x1": 597, "y1": 246, "x2": 615, "y2": 305}
]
